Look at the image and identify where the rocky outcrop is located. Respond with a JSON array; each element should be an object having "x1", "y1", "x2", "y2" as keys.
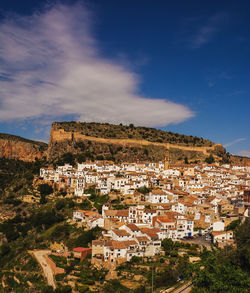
[
  {"x1": 2, "y1": 123, "x2": 249, "y2": 165},
  {"x1": 0, "y1": 134, "x2": 47, "y2": 162},
  {"x1": 47, "y1": 122, "x2": 227, "y2": 163}
]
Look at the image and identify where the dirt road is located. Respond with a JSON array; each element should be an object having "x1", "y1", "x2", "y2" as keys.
[{"x1": 32, "y1": 250, "x2": 56, "y2": 289}]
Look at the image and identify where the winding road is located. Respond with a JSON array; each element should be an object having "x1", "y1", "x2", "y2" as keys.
[{"x1": 32, "y1": 250, "x2": 56, "y2": 289}]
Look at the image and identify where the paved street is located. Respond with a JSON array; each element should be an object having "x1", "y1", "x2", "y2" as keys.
[
  {"x1": 32, "y1": 250, "x2": 56, "y2": 289},
  {"x1": 173, "y1": 282, "x2": 192, "y2": 293},
  {"x1": 160, "y1": 281, "x2": 192, "y2": 293},
  {"x1": 184, "y1": 235, "x2": 212, "y2": 249}
]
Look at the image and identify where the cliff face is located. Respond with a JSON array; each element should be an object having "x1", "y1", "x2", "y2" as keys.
[
  {"x1": 0, "y1": 134, "x2": 47, "y2": 162},
  {"x1": 2, "y1": 124, "x2": 249, "y2": 165},
  {"x1": 47, "y1": 122, "x2": 227, "y2": 163}
]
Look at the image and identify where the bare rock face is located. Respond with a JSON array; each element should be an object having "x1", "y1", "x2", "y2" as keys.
[{"x1": 0, "y1": 134, "x2": 47, "y2": 162}]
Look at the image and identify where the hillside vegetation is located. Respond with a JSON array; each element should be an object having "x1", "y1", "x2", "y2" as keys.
[
  {"x1": 47, "y1": 122, "x2": 230, "y2": 164},
  {"x1": 52, "y1": 122, "x2": 213, "y2": 147}
]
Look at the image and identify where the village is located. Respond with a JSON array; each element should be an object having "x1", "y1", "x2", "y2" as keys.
[{"x1": 38, "y1": 152, "x2": 250, "y2": 268}]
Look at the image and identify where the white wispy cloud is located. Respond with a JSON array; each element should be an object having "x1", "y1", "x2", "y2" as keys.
[
  {"x1": 189, "y1": 12, "x2": 228, "y2": 49},
  {"x1": 0, "y1": 2, "x2": 194, "y2": 128},
  {"x1": 237, "y1": 150, "x2": 250, "y2": 158},
  {"x1": 224, "y1": 138, "x2": 246, "y2": 148}
]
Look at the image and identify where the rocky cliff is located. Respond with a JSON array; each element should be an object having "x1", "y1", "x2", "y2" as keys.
[
  {"x1": 47, "y1": 122, "x2": 228, "y2": 163},
  {"x1": 1, "y1": 123, "x2": 249, "y2": 165},
  {"x1": 0, "y1": 133, "x2": 47, "y2": 162}
]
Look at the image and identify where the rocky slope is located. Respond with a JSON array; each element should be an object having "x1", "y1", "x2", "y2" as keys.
[
  {"x1": 1, "y1": 123, "x2": 249, "y2": 165},
  {"x1": 0, "y1": 133, "x2": 47, "y2": 162},
  {"x1": 47, "y1": 122, "x2": 228, "y2": 163}
]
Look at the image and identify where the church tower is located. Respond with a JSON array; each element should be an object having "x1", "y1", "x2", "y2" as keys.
[{"x1": 164, "y1": 149, "x2": 170, "y2": 170}]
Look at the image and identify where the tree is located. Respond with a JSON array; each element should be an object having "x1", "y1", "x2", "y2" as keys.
[
  {"x1": 154, "y1": 266, "x2": 178, "y2": 288},
  {"x1": 136, "y1": 186, "x2": 150, "y2": 195},
  {"x1": 56, "y1": 199, "x2": 66, "y2": 211},
  {"x1": 134, "y1": 286, "x2": 146, "y2": 293},
  {"x1": 226, "y1": 219, "x2": 240, "y2": 231},
  {"x1": 184, "y1": 157, "x2": 189, "y2": 164},
  {"x1": 40, "y1": 194, "x2": 47, "y2": 204},
  {"x1": 55, "y1": 285, "x2": 72, "y2": 293},
  {"x1": 130, "y1": 256, "x2": 141, "y2": 265},
  {"x1": 42, "y1": 286, "x2": 54, "y2": 293},
  {"x1": 192, "y1": 252, "x2": 250, "y2": 292},
  {"x1": 234, "y1": 218, "x2": 250, "y2": 271},
  {"x1": 6, "y1": 229, "x2": 19, "y2": 242},
  {"x1": 103, "y1": 279, "x2": 127, "y2": 293},
  {"x1": 161, "y1": 238, "x2": 174, "y2": 255},
  {"x1": 0, "y1": 243, "x2": 10, "y2": 257},
  {"x1": 38, "y1": 183, "x2": 53, "y2": 196},
  {"x1": 61, "y1": 152, "x2": 75, "y2": 166},
  {"x1": 205, "y1": 154, "x2": 215, "y2": 164}
]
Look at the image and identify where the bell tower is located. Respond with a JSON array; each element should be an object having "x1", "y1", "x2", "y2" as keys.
[{"x1": 164, "y1": 149, "x2": 170, "y2": 170}]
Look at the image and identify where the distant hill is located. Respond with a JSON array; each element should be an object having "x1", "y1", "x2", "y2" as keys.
[{"x1": 0, "y1": 133, "x2": 47, "y2": 162}]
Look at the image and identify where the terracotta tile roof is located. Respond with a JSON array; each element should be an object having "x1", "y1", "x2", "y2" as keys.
[
  {"x1": 92, "y1": 240, "x2": 104, "y2": 246},
  {"x1": 212, "y1": 230, "x2": 233, "y2": 236},
  {"x1": 144, "y1": 231, "x2": 158, "y2": 240},
  {"x1": 126, "y1": 223, "x2": 140, "y2": 231},
  {"x1": 105, "y1": 210, "x2": 118, "y2": 217},
  {"x1": 151, "y1": 189, "x2": 167, "y2": 195},
  {"x1": 73, "y1": 247, "x2": 91, "y2": 252},
  {"x1": 116, "y1": 210, "x2": 129, "y2": 217},
  {"x1": 123, "y1": 240, "x2": 138, "y2": 247},
  {"x1": 156, "y1": 216, "x2": 175, "y2": 223},
  {"x1": 112, "y1": 229, "x2": 130, "y2": 237},
  {"x1": 144, "y1": 209, "x2": 156, "y2": 214},
  {"x1": 111, "y1": 241, "x2": 127, "y2": 249},
  {"x1": 142, "y1": 228, "x2": 162, "y2": 234},
  {"x1": 136, "y1": 236, "x2": 150, "y2": 242},
  {"x1": 84, "y1": 211, "x2": 98, "y2": 217}
]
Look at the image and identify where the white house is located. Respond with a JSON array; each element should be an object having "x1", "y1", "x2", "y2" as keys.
[
  {"x1": 212, "y1": 221, "x2": 225, "y2": 231},
  {"x1": 211, "y1": 230, "x2": 234, "y2": 246},
  {"x1": 147, "y1": 189, "x2": 170, "y2": 204}
]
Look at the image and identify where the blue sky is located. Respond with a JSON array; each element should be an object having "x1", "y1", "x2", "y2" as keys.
[{"x1": 0, "y1": 0, "x2": 249, "y2": 157}]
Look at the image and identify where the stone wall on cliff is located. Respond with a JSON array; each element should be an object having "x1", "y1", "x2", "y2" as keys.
[{"x1": 47, "y1": 124, "x2": 222, "y2": 163}]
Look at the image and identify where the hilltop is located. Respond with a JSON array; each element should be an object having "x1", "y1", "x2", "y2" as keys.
[
  {"x1": 51, "y1": 122, "x2": 213, "y2": 146},
  {"x1": 1, "y1": 122, "x2": 249, "y2": 165},
  {"x1": 47, "y1": 122, "x2": 228, "y2": 164}
]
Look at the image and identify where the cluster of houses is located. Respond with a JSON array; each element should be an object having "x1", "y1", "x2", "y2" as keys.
[{"x1": 39, "y1": 159, "x2": 250, "y2": 264}]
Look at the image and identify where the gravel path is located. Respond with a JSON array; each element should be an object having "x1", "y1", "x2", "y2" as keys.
[{"x1": 32, "y1": 250, "x2": 56, "y2": 289}]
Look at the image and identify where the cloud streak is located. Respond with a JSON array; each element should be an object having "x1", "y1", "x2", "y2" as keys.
[
  {"x1": 189, "y1": 12, "x2": 228, "y2": 49},
  {"x1": 224, "y1": 138, "x2": 246, "y2": 147},
  {"x1": 0, "y1": 2, "x2": 194, "y2": 128},
  {"x1": 237, "y1": 150, "x2": 250, "y2": 158}
]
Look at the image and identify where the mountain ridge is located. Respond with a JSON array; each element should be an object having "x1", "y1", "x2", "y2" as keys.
[
  {"x1": 0, "y1": 133, "x2": 47, "y2": 162},
  {"x1": 47, "y1": 122, "x2": 226, "y2": 164},
  {"x1": 0, "y1": 123, "x2": 249, "y2": 165}
]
